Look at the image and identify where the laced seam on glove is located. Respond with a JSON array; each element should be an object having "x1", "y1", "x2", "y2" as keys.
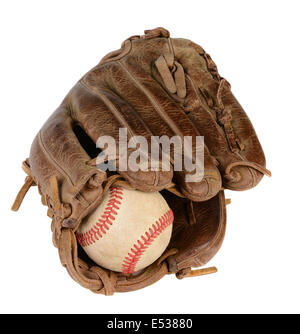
[
  {"x1": 203, "y1": 52, "x2": 220, "y2": 80},
  {"x1": 89, "y1": 266, "x2": 117, "y2": 296},
  {"x1": 201, "y1": 52, "x2": 241, "y2": 153},
  {"x1": 155, "y1": 54, "x2": 187, "y2": 99},
  {"x1": 143, "y1": 27, "x2": 170, "y2": 39},
  {"x1": 156, "y1": 248, "x2": 178, "y2": 266},
  {"x1": 165, "y1": 250, "x2": 217, "y2": 279},
  {"x1": 213, "y1": 78, "x2": 241, "y2": 153},
  {"x1": 120, "y1": 27, "x2": 170, "y2": 49}
]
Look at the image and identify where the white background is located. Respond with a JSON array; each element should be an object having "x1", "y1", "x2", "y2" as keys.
[{"x1": 1, "y1": 0, "x2": 299, "y2": 314}]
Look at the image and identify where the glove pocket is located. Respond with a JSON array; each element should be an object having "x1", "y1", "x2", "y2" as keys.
[{"x1": 161, "y1": 189, "x2": 226, "y2": 272}]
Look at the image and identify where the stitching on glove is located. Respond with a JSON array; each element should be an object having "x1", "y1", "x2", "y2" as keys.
[
  {"x1": 122, "y1": 209, "x2": 174, "y2": 274},
  {"x1": 76, "y1": 187, "x2": 123, "y2": 247}
]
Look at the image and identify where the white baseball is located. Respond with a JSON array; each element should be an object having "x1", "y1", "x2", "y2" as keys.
[{"x1": 76, "y1": 186, "x2": 173, "y2": 274}]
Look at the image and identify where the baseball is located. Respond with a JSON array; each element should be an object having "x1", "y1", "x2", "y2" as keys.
[{"x1": 76, "y1": 186, "x2": 173, "y2": 274}]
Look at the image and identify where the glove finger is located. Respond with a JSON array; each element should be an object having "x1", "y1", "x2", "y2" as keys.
[
  {"x1": 67, "y1": 82, "x2": 173, "y2": 192},
  {"x1": 30, "y1": 106, "x2": 106, "y2": 227},
  {"x1": 170, "y1": 38, "x2": 269, "y2": 190},
  {"x1": 84, "y1": 59, "x2": 221, "y2": 201},
  {"x1": 33, "y1": 106, "x2": 105, "y2": 193}
]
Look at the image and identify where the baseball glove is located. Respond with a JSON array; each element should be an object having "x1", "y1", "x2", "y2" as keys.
[{"x1": 12, "y1": 27, "x2": 270, "y2": 295}]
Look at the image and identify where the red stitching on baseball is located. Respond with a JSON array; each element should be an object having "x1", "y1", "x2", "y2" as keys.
[
  {"x1": 76, "y1": 187, "x2": 123, "y2": 247},
  {"x1": 122, "y1": 208, "x2": 174, "y2": 274}
]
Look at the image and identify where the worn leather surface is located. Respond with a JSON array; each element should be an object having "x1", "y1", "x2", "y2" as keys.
[{"x1": 13, "y1": 27, "x2": 269, "y2": 294}]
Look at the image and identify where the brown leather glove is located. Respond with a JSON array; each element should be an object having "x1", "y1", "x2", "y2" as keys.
[{"x1": 12, "y1": 27, "x2": 269, "y2": 295}]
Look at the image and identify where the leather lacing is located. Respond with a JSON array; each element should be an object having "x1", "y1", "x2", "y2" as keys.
[
  {"x1": 203, "y1": 60, "x2": 271, "y2": 180},
  {"x1": 154, "y1": 40, "x2": 241, "y2": 152},
  {"x1": 121, "y1": 27, "x2": 170, "y2": 48},
  {"x1": 98, "y1": 27, "x2": 271, "y2": 187},
  {"x1": 155, "y1": 53, "x2": 187, "y2": 99},
  {"x1": 200, "y1": 54, "x2": 245, "y2": 154},
  {"x1": 11, "y1": 159, "x2": 220, "y2": 295},
  {"x1": 10, "y1": 28, "x2": 268, "y2": 294},
  {"x1": 154, "y1": 46, "x2": 271, "y2": 180}
]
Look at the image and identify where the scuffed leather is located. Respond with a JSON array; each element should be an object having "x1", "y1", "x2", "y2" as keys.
[{"x1": 17, "y1": 27, "x2": 269, "y2": 294}]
